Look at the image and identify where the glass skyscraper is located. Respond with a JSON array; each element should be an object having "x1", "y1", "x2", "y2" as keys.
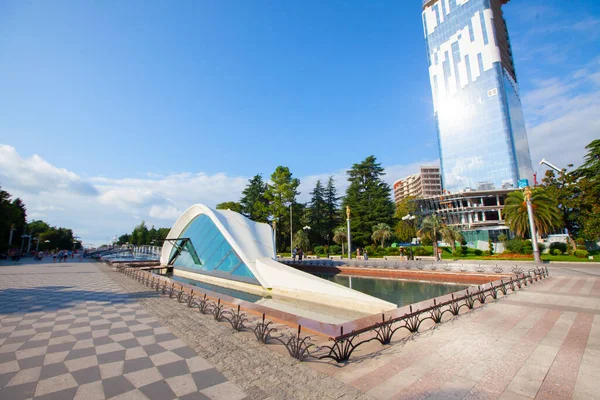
[{"x1": 422, "y1": 0, "x2": 534, "y2": 193}]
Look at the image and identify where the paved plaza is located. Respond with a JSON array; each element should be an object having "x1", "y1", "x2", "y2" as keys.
[
  {"x1": 0, "y1": 259, "x2": 599, "y2": 399},
  {"x1": 0, "y1": 260, "x2": 245, "y2": 400}
]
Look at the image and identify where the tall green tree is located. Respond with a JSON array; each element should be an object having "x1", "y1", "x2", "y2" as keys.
[
  {"x1": 394, "y1": 196, "x2": 419, "y2": 243},
  {"x1": 0, "y1": 187, "x2": 27, "y2": 252},
  {"x1": 307, "y1": 180, "x2": 328, "y2": 245},
  {"x1": 572, "y1": 139, "x2": 600, "y2": 240},
  {"x1": 324, "y1": 176, "x2": 341, "y2": 241},
  {"x1": 440, "y1": 224, "x2": 462, "y2": 252},
  {"x1": 342, "y1": 156, "x2": 395, "y2": 247},
  {"x1": 239, "y1": 174, "x2": 269, "y2": 222},
  {"x1": 265, "y1": 166, "x2": 300, "y2": 251},
  {"x1": 372, "y1": 223, "x2": 392, "y2": 248},
  {"x1": 216, "y1": 201, "x2": 243, "y2": 213},
  {"x1": 418, "y1": 215, "x2": 443, "y2": 258},
  {"x1": 503, "y1": 188, "x2": 562, "y2": 238}
]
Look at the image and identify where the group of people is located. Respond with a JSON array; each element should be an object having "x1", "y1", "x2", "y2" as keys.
[
  {"x1": 51, "y1": 249, "x2": 83, "y2": 262},
  {"x1": 291, "y1": 247, "x2": 304, "y2": 261}
]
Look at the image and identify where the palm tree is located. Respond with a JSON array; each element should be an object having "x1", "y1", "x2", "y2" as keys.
[
  {"x1": 292, "y1": 229, "x2": 310, "y2": 251},
  {"x1": 440, "y1": 225, "x2": 462, "y2": 252},
  {"x1": 418, "y1": 215, "x2": 443, "y2": 259},
  {"x1": 372, "y1": 223, "x2": 392, "y2": 249},
  {"x1": 503, "y1": 188, "x2": 562, "y2": 238},
  {"x1": 333, "y1": 226, "x2": 347, "y2": 255}
]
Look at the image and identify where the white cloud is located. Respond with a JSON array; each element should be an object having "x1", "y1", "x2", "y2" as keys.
[
  {"x1": 149, "y1": 205, "x2": 183, "y2": 220},
  {"x1": 0, "y1": 145, "x2": 440, "y2": 246},
  {"x1": 522, "y1": 59, "x2": 600, "y2": 173},
  {"x1": 0, "y1": 145, "x2": 98, "y2": 196}
]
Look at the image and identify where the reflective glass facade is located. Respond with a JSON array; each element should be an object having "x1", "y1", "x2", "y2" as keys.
[
  {"x1": 422, "y1": 0, "x2": 533, "y2": 193},
  {"x1": 169, "y1": 214, "x2": 259, "y2": 285}
]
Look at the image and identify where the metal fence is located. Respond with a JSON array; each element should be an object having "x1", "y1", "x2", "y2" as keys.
[{"x1": 118, "y1": 264, "x2": 548, "y2": 364}]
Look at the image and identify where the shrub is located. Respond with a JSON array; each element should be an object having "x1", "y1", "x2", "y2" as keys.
[
  {"x1": 576, "y1": 238, "x2": 586, "y2": 247},
  {"x1": 452, "y1": 249, "x2": 463, "y2": 257},
  {"x1": 522, "y1": 246, "x2": 533, "y2": 255},
  {"x1": 523, "y1": 239, "x2": 532, "y2": 247},
  {"x1": 474, "y1": 249, "x2": 483, "y2": 256},
  {"x1": 552, "y1": 249, "x2": 563, "y2": 256},
  {"x1": 461, "y1": 246, "x2": 468, "y2": 254},
  {"x1": 505, "y1": 239, "x2": 524, "y2": 254},
  {"x1": 329, "y1": 244, "x2": 341, "y2": 255},
  {"x1": 574, "y1": 249, "x2": 590, "y2": 258},
  {"x1": 482, "y1": 250, "x2": 491, "y2": 256},
  {"x1": 502, "y1": 249, "x2": 512, "y2": 254},
  {"x1": 538, "y1": 243, "x2": 546, "y2": 253},
  {"x1": 549, "y1": 242, "x2": 567, "y2": 254},
  {"x1": 488, "y1": 238, "x2": 494, "y2": 256},
  {"x1": 387, "y1": 247, "x2": 400, "y2": 256},
  {"x1": 313, "y1": 246, "x2": 324, "y2": 255},
  {"x1": 413, "y1": 247, "x2": 431, "y2": 256}
]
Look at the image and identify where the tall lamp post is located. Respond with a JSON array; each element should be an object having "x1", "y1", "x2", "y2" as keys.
[
  {"x1": 346, "y1": 206, "x2": 352, "y2": 259},
  {"x1": 287, "y1": 202, "x2": 293, "y2": 253},
  {"x1": 8, "y1": 224, "x2": 16, "y2": 248},
  {"x1": 272, "y1": 220, "x2": 277, "y2": 257},
  {"x1": 524, "y1": 187, "x2": 542, "y2": 263},
  {"x1": 402, "y1": 214, "x2": 416, "y2": 260}
]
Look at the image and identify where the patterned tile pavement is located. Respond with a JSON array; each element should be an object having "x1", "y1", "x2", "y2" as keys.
[{"x1": 0, "y1": 260, "x2": 246, "y2": 400}]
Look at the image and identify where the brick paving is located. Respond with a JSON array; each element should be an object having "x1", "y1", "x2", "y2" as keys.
[
  {"x1": 0, "y1": 260, "x2": 245, "y2": 400},
  {"x1": 310, "y1": 263, "x2": 600, "y2": 400},
  {"x1": 1, "y1": 259, "x2": 599, "y2": 400}
]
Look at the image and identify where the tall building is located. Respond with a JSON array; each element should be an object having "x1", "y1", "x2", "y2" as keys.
[
  {"x1": 393, "y1": 166, "x2": 442, "y2": 203},
  {"x1": 421, "y1": 0, "x2": 534, "y2": 194}
]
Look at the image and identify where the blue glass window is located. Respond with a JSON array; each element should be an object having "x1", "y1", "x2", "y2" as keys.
[
  {"x1": 433, "y1": 4, "x2": 440, "y2": 25},
  {"x1": 451, "y1": 41, "x2": 461, "y2": 89},
  {"x1": 465, "y1": 55, "x2": 472, "y2": 84},
  {"x1": 479, "y1": 11, "x2": 488, "y2": 45},
  {"x1": 170, "y1": 214, "x2": 259, "y2": 285},
  {"x1": 468, "y1": 19, "x2": 474, "y2": 42},
  {"x1": 477, "y1": 53, "x2": 484, "y2": 76}
]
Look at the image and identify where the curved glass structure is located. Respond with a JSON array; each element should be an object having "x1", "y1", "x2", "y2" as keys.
[{"x1": 169, "y1": 214, "x2": 259, "y2": 285}]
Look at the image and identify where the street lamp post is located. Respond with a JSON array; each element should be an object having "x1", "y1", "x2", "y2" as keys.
[
  {"x1": 273, "y1": 220, "x2": 277, "y2": 256},
  {"x1": 524, "y1": 187, "x2": 542, "y2": 263},
  {"x1": 346, "y1": 206, "x2": 352, "y2": 259},
  {"x1": 8, "y1": 224, "x2": 15, "y2": 247},
  {"x1": 289, "y1": 203, "x2": 293, "y2": 253},
  {"x1": 402, "y1": 214, "x2": 416, "y2": 260}
]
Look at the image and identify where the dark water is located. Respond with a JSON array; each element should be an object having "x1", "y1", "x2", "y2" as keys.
[
  {"x1": 314, "y1": 273, "x2": 470, "y2": 307},
  {"x1": 164, "y1": 273, "x2": 262, "y2": 303}
]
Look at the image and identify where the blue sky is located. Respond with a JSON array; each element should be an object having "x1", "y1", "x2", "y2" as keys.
[{"x1": 0, "y1": 0, "x2": 599, "y2": 245}]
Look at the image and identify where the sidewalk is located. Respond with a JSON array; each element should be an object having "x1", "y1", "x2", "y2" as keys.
[{"x1": 0, "y1": 260, "x2": 245, "y2": 400}]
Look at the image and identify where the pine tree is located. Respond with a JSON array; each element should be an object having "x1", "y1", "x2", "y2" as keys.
[
  {"x1": 239, "y1": 174, "x2": 269, "y2": 222},
  {"x1": 324, "y1": 176, "x2": 340, "y2": 242},
  {"x1": 307, "y1": 180, "x2": 328, "y2": 245},
  {"x1": 342, "y1": 156, "x2": 395, "y2": 247}
]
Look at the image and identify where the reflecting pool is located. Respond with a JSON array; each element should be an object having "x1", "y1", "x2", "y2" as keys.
[{"x1": 314, "y1": 273, "x2": 470, "y2": 307}]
